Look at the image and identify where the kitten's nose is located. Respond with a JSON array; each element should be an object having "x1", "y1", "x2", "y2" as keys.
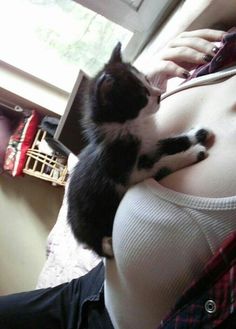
[{"x1": 157, "y1": 95, "x2": 161, "y2": 104}]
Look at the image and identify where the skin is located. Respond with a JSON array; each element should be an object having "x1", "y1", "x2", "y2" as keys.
[
  {"x1": 147, "y1": 29, "x2": 225, "y2": 90},
  {"x1": 147, "y1": 28, "x2": 236, "y2": 197},
  {"x1": 158, "y1": 75, "x2": 236, "y2": 197}
]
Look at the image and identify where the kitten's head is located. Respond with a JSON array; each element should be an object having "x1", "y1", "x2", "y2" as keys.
[{"x1": 88, "y1": 43, "x2": 161, "y2": 124}]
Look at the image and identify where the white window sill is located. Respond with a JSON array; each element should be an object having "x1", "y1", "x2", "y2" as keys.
[{"x1": 0, "y1": 61, "x2": 70, "y2": 116}]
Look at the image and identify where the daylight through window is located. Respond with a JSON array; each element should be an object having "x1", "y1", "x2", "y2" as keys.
[{"x1": 0, "y1": 0, "x2": 132, "y2": 92}]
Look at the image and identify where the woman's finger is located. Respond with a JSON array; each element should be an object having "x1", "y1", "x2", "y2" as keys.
[
  {"x1": 148, "y1": 60, "x2": 190, "y2": 83},
  {"x1": 160, "y1": 46, "x2": 214, "y2": 67},
  {"x1": 168, "y1": 36, "x2": 220, "y2": 57},
  {"x1": 145, "y1": 29, "x2": 226, "y2": 89},
  {"x1": 147, "y1": 60, "x2": 191, "y2": 91},
  {"x1": 179, "y1": 29, "x2": 225, "y2": 41}
]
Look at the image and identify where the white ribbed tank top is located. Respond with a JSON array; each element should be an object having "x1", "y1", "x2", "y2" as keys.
[{"x1": 105, "y1": 179, "x2": 236, "y2": 329}]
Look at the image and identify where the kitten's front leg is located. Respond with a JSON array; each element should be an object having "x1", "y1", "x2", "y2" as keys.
[
  {"x1": 138, "y1": 127, "x2": 212, "y2": 169},
  {"x1": 153, "y1": 143, "x2": 207, "y2": 180},
  {"x1": 157, "y1": 127, "x2": 213, "y2": 157},
  {"x1": 135, "y1": 127, "x2": 213, "y2": 182},
  {"x1": 153, "y1": 127, "x2": 213, "y2": 180}
]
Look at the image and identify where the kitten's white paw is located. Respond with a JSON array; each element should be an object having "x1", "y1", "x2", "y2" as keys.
[
  {"x1": 188, "y1": 127, "x2": 214, "y2": 145},
  {"x1": 193, "y1": 144, "x2": 208, "y2": 162}
]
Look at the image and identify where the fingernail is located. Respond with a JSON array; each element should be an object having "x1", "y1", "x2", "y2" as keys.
[
  {"x1": 203, "y1": 54, "x2": 213, "y2": 62},
  {"x1": 182, "y1": 71, "x2": 190, "y2": 79},
  {"x1": 212, "y1": 46, "x2": 219, "y2": 54}
]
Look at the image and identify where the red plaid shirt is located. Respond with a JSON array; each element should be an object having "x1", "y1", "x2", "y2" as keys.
[{"x1": 157, "y1": 232, "x2": 236, "y2": 329}]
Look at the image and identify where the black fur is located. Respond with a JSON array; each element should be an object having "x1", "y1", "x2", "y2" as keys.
[
  {"x1": 68, "y1": 143, "x2": 121, "y2": 256},
  {"x1": 67, "y1": 43, "x2": 211, "y2": 257},
  {"x1": 155, "y1": 167, "x2": 172, "y2": 181}
]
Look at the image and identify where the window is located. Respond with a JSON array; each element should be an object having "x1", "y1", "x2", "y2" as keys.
[
  {"x1": 0, "y1": 0, "x2": 132, "y2": 92},
  {"x1": 0, "y1": 0, "x2": 180, "y2": 96},
  {"x1": 75, "y1": 0, "x2": 181, "y2": 60}
]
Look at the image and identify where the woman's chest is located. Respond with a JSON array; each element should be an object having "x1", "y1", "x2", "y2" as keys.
[
  {"x1": 157, "y1": 76, "x2": 236, "y2": 197},
  {"x1": 157, "y1": 76, "x2": 236, "y2": 138}
]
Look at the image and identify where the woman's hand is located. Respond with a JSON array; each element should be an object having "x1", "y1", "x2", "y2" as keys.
[{"x1": 147, "y1": 29, "x2": 225, "y2": 91}]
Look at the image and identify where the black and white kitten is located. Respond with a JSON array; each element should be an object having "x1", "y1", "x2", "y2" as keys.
[{"x1": 67, "y1": 43, "x2": 211, "y2": 258}]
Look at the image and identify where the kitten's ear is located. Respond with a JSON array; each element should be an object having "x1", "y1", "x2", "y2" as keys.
[{"x1": 108, "y1": 42, "x2": 122, "y2": 64}]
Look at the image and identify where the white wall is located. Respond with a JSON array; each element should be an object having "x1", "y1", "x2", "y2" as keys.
[{"x1": 0, "y1": 173, "x2": 64, "y2": 294}]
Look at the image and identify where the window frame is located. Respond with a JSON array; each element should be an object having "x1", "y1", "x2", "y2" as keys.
[
  {"x1": 0, "y1": 0, "x2": 211, "y2": 117},
  {"x1": 73, "y1": 0, "x2": 181, "y2": 61}
]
